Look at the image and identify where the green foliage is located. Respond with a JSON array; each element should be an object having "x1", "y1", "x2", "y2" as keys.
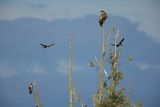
[{"x1": 93, "y1": 28, "x2": 142, "y2": 107}]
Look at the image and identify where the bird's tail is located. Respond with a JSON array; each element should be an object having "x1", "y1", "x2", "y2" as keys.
[{"x1": 29, "y1": 91, "x2": 32, "y2": 94}]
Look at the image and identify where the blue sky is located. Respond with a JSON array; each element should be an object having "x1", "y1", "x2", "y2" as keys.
[
  {"x1": 0, "y1": 0, "x2": 160, "y2": 107},
  {"x1": 0, "y1": 0, "x2": 160, "y2": 42}
]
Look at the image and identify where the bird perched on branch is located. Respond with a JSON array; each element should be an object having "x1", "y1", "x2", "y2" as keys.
[
  {"x1": 99, "y1": 10, "x2": 108, "y2": 27},
  {"x1": 88, "y1": 61, "x2": 95, "y2": 68},
  {"x1": 40, "y1": 43, "x2": 55, "y2": 48},
  {"x1": 29, "y1": 83, "x2": 33, "y2": 94},
  {"x1": 110, "y1": 38, "x2": 124, "y2": 47},
  {"x1": 84, "y1": 104, "x2": 88, "y2": 107}
]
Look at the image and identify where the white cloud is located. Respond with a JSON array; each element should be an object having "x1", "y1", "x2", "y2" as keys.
[
  {"x1": 136, "y1": 62, "x2": 160, "y2": 71},
  {"x1": 137, "y1": 63, "x2": 150, "y2": 71},
  {"x1": 56, "y1": 58, "x2": 83, "y2": 75},
  {"x1": 30, "y1": 3, "x2": 47, "y2": 10},
  {"x1": 30, "y1": 63, "x2": 48, "y2": 75},
  {"x1": 0, "y1": 61, "x2": 48, "y2": 78},
  {"x1": 108, "y1": 0, "x2": 160, "y2": 43},
  {"x1": 0, "y1": 63, "x2": 18, "y2": 79},
  {"x1": 0, "y1": 0, "x2": 160, "y2": 42}
]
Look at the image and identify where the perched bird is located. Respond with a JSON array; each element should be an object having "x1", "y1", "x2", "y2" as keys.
[
  {"x1": 110, "y1": 38, "x2": 124, "y2": 47},
  {"x1": 110, "y1": 53, "x2": 113, "y2": 60},
  {"x1": 103, "y1": 81, "x2": 107, "y2": 88},
  {"x1": 40, "y1": 43, "x2": 55, "y2": 48},
  {"x1": 99, "y1": 10, "x2": 108, "y2": 27},
  {"x1": 84, "y1": 104, "x2": 88, "y2": 107},
  {"x1": 88, "y1": 61, "x2": 95, "y2": 68},
  {"x1": 29, "y1": 83, "x2": 33, "y2": 94}
]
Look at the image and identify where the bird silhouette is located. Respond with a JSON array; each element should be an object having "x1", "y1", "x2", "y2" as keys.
[
  {"x1": 99, "y1": 10, "x2": 108, "y2": 27},
  {"x1": 40, "y1": 43, "x2": 55, "y2": 48},
  {"x1": 110, "y1": 38, "x2": 124, "y2": 47},
  {"x1": 29, "y1": 83, "x2": 33, "y2": 94}
]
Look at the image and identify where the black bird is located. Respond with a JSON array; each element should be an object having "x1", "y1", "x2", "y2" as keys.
[
  {"x1": 110, "y1": 38, "x2": 124, "y2": 47},
  {"x1": 99, "y1": 10, "x2": 108, "y2": 27},
  {"x1": 29, "y1": 83, "x2": 33, "y2": 94},
  {"x1": 103, "y1": 81, "x2": 107, "y2": 88},
  {"x1": 40, "y1": 43, "x2": 55, "y2": 48}
]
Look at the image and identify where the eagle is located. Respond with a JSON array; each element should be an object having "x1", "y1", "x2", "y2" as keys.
[
  {"x1": 110, "y1": 38, "x2": 124, "y2": 47},
  {"x1": 29, "y1": 83, "x2": 33, "y2": 94},
  {"x1": 99, "y1": 10, "x2": 108, "y2": 27},
  {"x1": 40, "y1": 43, "x2": 55, "y2": 48}
]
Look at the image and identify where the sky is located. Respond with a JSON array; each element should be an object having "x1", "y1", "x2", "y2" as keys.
[
  {"x1": 0, "y1": 0, "x2": 160, "y2": 42},
  {"x1": 0, "y1": 0, "x2": 160, "y2": 107}
]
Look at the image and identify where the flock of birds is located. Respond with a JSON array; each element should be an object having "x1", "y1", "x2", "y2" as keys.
[{"x1": 28, "y1": 10, "x2": 125, "y2": 107}]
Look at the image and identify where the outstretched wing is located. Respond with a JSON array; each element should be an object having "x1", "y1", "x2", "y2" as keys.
[
  {"x1": 110, "y1": 44, "x2": 116, "y2": 46},
  {"x1": 118, "y1": 38, "x2": 124, "y2": 45},
  {"x1": 48, "y1": 43, "x2": 55, "y2": 47},
  {"x1": 40, "y1": 43, "x2": 47, "y2": 47}
]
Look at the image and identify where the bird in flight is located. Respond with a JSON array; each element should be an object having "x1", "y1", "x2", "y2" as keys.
[
  {"x1": 29, "y1": 83, "x2": 33, "y2": 94},
  {"x1": 40, "y1": 43, "x2": 55, "y2": 48},
  {"x1": 110, "y1": 38, "x2": 124, "y2": 47},
  {"x1": 99, "y1": 10, "x2": 108, "y2": 27}
]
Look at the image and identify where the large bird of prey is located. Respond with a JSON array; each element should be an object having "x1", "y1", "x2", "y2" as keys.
[
  {"x1": 110, "y1": 38, "x2": 124, "y2": 47},
  {"x1": 29, "y1": 83, "x2": 33, "y2": 94},
  {"x1": 99, "y1": 10, "x2": 108, "y2": 27},
  {"x1": 40, "y1": 43, "x2": 55, "y2": 48}
]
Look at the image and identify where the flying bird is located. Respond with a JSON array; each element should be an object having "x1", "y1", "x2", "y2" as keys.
[
  {"x1": 110, "y1": 38, "x2": 124, "y2": 47},
  {"x1": 99, "y1": 10, "x2": 108, "y2": 27},
  {"x1": 29, "y1": 83, "x2": 33, "y2": 94},
  {"x1": 40, "y1": 43, "x2": 55, "y2": 48}
]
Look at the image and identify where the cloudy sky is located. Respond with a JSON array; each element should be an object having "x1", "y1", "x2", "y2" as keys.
[
  {"x1": 0, "y1": 0, "x2": 160, "y2": 107},
  {"x1": 0, "y1": 0, "x2": 160, "y2": 42}
]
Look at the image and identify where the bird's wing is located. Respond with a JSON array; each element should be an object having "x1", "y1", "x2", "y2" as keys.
[
  {"x1": 48, "y1": 43, "x2": 55, "y2": 47},
  {"x1": 110, "y1": 44, "x2": 116, "y2": 46},
  {"x1": 40, "y1": 43, "x2": 47, "y2": 47},
  {"x1": 99, "y1": 16, "x2": 103, "y2": 20},
  {"x1": 119, "y1": 38, "x2": 124, "y2": 45}
]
